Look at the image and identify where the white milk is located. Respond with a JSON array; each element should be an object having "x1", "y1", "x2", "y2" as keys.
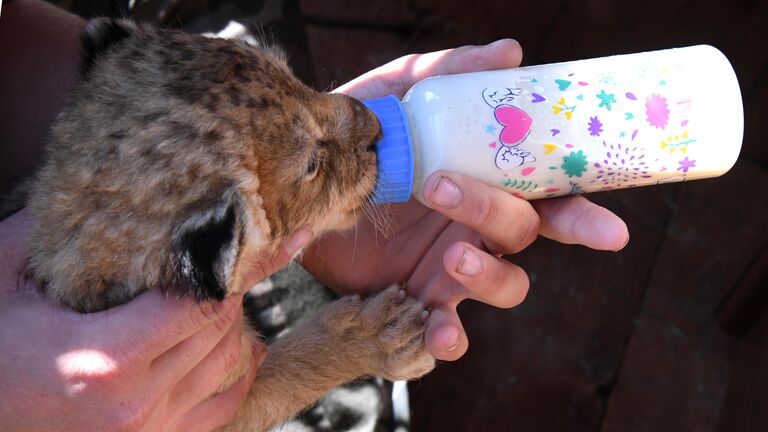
[{"x1": 364, "y1": 45, "x2": 743, "y2": 204}]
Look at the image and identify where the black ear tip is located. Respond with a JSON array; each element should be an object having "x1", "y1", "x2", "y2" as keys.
[
  {"x1": 80, "y1": 17, "x2": 132, "y2": 75},
  {"x1": 172, "y1": 201, "x2": 240, "y2": 302}
]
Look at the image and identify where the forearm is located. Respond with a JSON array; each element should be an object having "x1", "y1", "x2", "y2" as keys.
[{"x1": 0, "y1": 0, "x2": 85, "y2": 196}]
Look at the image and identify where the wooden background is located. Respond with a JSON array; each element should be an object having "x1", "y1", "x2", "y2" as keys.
[{"x1": 41, "y1": 0, "x2": 768, "y2": 430}]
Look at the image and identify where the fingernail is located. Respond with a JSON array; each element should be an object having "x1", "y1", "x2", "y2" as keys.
[
  {"x1": 444, "y1": 328, "x2": 460, "y2": 352},
  {"x1": 430, "y1": 176, "x2": 461, "y2": 208},
  {"x1": 447, "y1": 339, "x2": 460, "y2": 351},
  {"x1": 615, "y1": 234, "x2": 630, "y2": 252},
  {"x1": 487, "y1": 38, "x2": 519, "y2": 49},
  {"x1": 488, "y1": 39, "x2": 508, "y2": 48},
  {"x1": 456, "y1": 247, "x2": 483, "y2": 276},
  {"x1": 284, "y1": 228, "x2": 313, "y2": 255}
]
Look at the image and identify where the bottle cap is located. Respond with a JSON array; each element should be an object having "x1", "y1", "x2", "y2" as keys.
[{"x1": 363, "y1": 96, "x2": 414, "y2": 203}]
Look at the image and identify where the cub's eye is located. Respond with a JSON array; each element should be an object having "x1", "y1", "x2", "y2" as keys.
[{"x1": 305, "y1": 151, "x2": 320, "y2": 180}]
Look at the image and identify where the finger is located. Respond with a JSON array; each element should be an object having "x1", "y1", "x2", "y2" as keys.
[
  {"x1": 442, "y1": 242, "x2": 529, "y2": 308},
  {"x1": 171, "y1": 345, "x2": 262, "y2": 432},
  {"x1": 337, "y1": 39, "x2": 523, "y2": 100},
  {"x1": 532, "y1": 195, "x2": 629, "y2": 251},
  {"x1": 102, "y1": 290, "x2": 241, "y2": 360},
  {"x1": 422, "y1": 171, "x2": 540, "y2": 254},
  {"x1": 168, "y1": 319, "x2": 266, "y2": 415},
  {"x1": 151, "y1": 300, "x2": 242, "y2": 388},
  {"x1": 425, "y1": 302, "x2": 468, "y2": 361},
  {"x1": 103, "y1": 229, "x2": 310, "y2": 358}
]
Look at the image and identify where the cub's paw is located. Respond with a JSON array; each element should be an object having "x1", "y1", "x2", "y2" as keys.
[
  {"x1": 359, "y1": 285, "x2": 435, "y2": 381},
  {"x1": 321, "y1": 285, "x2": 435, "y2": 381}
]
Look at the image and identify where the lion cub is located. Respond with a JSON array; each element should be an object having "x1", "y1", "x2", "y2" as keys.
[{"x1": 25, "y1": 18, "x2": 434, "y2": 431}]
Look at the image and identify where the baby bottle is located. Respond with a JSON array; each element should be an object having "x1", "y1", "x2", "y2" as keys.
[{"x1": 364, "y1": 45, "x2": 743, "y2": 203}]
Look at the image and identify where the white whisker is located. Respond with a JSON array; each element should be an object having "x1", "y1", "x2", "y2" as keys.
[{"x1": 359, "y1": 171, "x2": 395, "y2": 244}]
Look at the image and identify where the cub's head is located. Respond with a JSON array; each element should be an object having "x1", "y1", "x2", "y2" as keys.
[{"x1": 31, "y1": 18, "x2": 382, "y2": 309}]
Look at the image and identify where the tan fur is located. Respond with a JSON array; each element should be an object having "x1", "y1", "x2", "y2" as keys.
[
  {"x1": 228, "y1": 286, "x2": 434, "y2": 432},
  {"x1": 25, "y1": 20, "x2": 434, "y2": 431}
]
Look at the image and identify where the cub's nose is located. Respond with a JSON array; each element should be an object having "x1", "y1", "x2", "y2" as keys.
[
  {"x1": 365, "y1": 123, "x2": 382, "y2": 153},
  {"x1": 343, "y1": 95, "x2": 382, "y2": 153}
]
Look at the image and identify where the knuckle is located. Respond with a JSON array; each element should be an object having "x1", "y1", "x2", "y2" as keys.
[
  {"x1": 522, "y1": 211, "x2": 541, "y2": 244},
  {"x1": 471, "y1": 195, "x2": 496, "y2": 228},
  {"x1": 195, "y1": 299, "x2": 221, "y2": 324},
  {"x1": 212, "y1": 307, "x2": 237, "y2": 335},
  {"x1": 511, "y1": 207, "x2": 541, "y2": 253},
  {"x1": 571, "y1": 203, "x2": 597, "y2": 237},
  {"x1": 187, "y1": 298, "x2": 228, "y2": 333},
  {"x1": 392, "y1": 53, "x2": 418, "y2": 70},
  {"x1": 219, "y1": 332, "x2": 242, "y2": 375}
]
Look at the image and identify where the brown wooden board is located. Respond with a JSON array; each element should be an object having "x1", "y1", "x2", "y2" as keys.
[
  {"x1": 410, "y1": 0, "x2": 566, "y2": 51},
  {"x1": 742, "y1": 66, "x2": 768, "y2": 166},
  {"x1": 600, "y1": 160, "x2": 768, "y2": 431},
  {"x1": 718, "y1": 310, "x2": 768, "y2": 431},
  {"x1": 303, "y1": 25, "x2": 410, "y2": 90},
  {"x1": 303, "y1": 24, "x2": 474, "y2": 91},
  {"x1": 409, "y1": 186, "x2": 675, "y2": 431},
  {"x1": 299, "y1": 0, "x2": 416, "y2": 23}
]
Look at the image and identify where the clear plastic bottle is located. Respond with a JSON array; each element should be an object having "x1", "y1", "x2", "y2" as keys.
[{"x1": 364, "y1": 45, "x2": 743, "y2": 203}]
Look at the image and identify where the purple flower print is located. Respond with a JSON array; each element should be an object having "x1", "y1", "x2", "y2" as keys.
[
  {"x1": 592, "y1": 141, "x2": 652, "y2": 188},
  {"x1": 677, "y1": 157, "x2": 696, "y2": 173},
  {"x1": 588, "y1": 116, "x2": 603, "y2": 137}
]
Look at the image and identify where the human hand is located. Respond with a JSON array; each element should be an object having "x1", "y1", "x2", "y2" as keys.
[
  {"x1": 302, "y1": 40, "x2": 629, "y2": 361},
  {"x1": 0, "y1": 211, "x2": 309, "y2": 431}
]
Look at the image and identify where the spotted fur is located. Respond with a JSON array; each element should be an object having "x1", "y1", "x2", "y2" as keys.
[{"x1": 24, "y1": 18, "x2": 434, "y2": 432}]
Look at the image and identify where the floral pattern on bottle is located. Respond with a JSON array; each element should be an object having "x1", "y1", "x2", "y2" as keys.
[{"x1": 478, "y1": 50, "x2": 715, "y2": 199}]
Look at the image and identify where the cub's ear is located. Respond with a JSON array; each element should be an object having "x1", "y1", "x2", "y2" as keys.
[
  {"x1": 80, "y1": 18, "x2": 136, "y2": 75},
  {"x1": 171, "y1": 196, "x2": 245, "y2": 301}
]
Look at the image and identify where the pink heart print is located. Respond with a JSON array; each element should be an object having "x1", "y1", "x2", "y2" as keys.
[{"x1": 494, "y1": 105, "x2": 532, "y2": 146}]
